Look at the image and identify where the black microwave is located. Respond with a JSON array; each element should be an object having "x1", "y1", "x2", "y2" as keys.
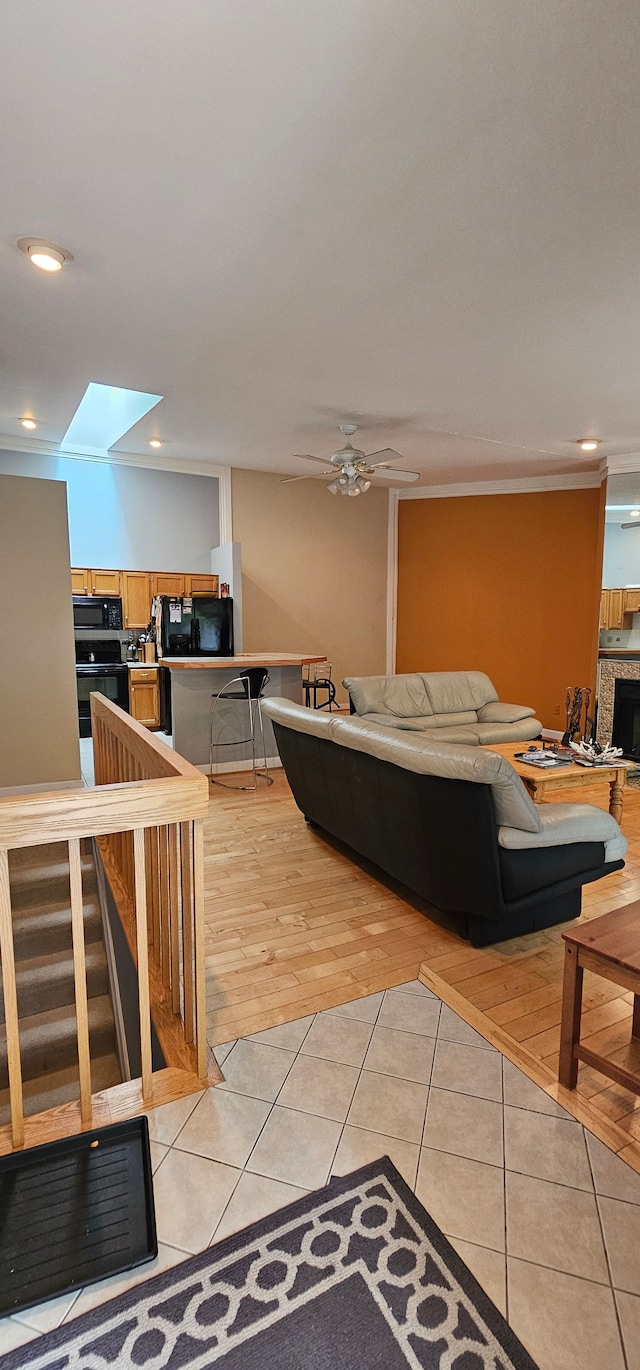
[{"x1": 73, "y1": 595, "x2": 123, "y2": 630}]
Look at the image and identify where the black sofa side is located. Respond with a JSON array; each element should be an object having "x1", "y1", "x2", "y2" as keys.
[{"x1": 272, "y1": 721, "x2": 624, "y2": 947}]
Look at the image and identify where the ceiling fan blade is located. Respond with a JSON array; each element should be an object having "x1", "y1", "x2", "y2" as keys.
[
  {"x1": 621, "y1": 521, "x2": 640, "y2": 528},
  {"x1": 371, "y1": 467, "x2": 420, "y2": 483},
  {"x1": 280, "y1": 470, "x2": 334, "y2": 483},
  {"x1": 293, "y1": 454, "x2": 334, "y2": 465},
  {"x1": 365, "y1": 448, "x2": 404, "y2": 462}
]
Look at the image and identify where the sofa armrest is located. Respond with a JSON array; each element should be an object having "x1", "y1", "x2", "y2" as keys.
[
  {"x1": 498, "y1": 803, "x2": 627, "y2": 863},
  {"x1": 477, "y1": 701, "x2": 536, "y2": 723}
]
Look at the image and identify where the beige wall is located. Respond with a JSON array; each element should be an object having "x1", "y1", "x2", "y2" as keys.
[
  {"x1": 231, "y1": 470, "x2": 388, "y2": 700},
  {"x1": 0, "y1": 474, "x2": 80, "y2": 788}
]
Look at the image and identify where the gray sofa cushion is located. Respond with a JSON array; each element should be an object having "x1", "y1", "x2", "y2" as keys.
[
  {"x1": 477, "y1": 702, "x2": 536, "y2": 723},
  {"x1": 498, "y1": 803, "x2": 627, "y2": 863},
  {"x1": 473, "y1": 721, "x2": 541, "y2": 744},
  {"x1": 360, "y1": 711, "x2": 478, "y2": 731},
  {"x1": 263, "y1": 698, "x2": 542, "y2": 833}
]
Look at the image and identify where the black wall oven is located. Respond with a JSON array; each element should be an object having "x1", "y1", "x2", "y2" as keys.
[
  {"x1": 75, "y1": 640, "x2": 128, "y2": 737},
  {"x1": 73, "y1": 595, "x2": 123, "y2": 630}
]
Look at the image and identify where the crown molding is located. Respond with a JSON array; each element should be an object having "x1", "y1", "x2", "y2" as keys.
[
  {"x1": 397, "y1": 470, "x2": 603, "y2": 500},
  {"x1": 0, "y1": 430, "x2": 229, "y2": 481},
  {"x1": 601, "y1": 453, "x2": 640, "y2": 477}
]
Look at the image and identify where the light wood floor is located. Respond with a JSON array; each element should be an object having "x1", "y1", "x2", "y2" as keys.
[{"x1": 204, "y1": 767, "x2": 640, "y2": 1167}]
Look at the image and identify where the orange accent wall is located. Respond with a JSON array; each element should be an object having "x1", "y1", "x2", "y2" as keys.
[{"x1": 396, "y1": 487, "x2": 605, "y2": 731}]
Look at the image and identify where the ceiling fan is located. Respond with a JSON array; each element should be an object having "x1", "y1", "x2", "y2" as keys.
[{"x1": 280, "y1": 424, "x2": 420, "y2": 496}]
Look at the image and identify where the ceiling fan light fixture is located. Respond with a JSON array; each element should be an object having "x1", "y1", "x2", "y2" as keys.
[{"x1": 327, "y1": 479, "x2": 340, "y2": 494}]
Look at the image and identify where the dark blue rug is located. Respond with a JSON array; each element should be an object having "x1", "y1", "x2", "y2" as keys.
[{"x1": 0, "y1": 1157, "x2": 538, "y2": 1369}]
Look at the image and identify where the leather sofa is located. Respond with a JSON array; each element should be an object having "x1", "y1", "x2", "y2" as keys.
[
  {"x1": 342, "y1": 670, "x2": 542, "y2": 745},
  {"x1": 263, "y1": 698, "x2": 626, "y2": 947}
]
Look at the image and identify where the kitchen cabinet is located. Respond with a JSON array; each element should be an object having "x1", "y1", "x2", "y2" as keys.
[
  {"x1": 608, "y1": 588, "x2": 624, "y2": 629},
  {"x1": 186, "y1": 574, "x2": 219, "y2": 594},
  {"x1": 600, "y1": 590, "x2": 610, "y2": 630},
  {"x1": 152, "y1": 573, "x2": 186, "y2": 597},
  {"x1": 128, "y1": 667, "x2": 160, "y2": 728},
  {"x1": 71, "y1": 568, "x2": 121, "y2": 596},
  {"x1": 121, "y1": 572, "x2": 153, "y2": 629},
  {"x1": 623, "y1": 589, "x2": 640, "y2": 616}
]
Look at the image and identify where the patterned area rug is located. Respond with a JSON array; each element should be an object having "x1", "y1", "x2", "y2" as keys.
[{"x1": 0, "y1": 1157, "x2": 538, "y2": 1369}]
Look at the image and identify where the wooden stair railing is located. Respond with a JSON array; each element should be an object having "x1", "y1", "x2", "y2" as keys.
[{"x1": 0, "y1": 695, "x2": 218, "y2": 1154}]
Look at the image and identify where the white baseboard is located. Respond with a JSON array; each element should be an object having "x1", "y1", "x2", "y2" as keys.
[{"x1": 0, "y1": 777, "x2": 82, "y2": 797}]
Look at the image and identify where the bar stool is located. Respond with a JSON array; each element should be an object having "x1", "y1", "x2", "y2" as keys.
[
  {"x1": 303, "y1": 661, "x2": 336, "y2": 711},
  {"x1": 209, "y1": 667, "x2": 273, "y2": 791}
]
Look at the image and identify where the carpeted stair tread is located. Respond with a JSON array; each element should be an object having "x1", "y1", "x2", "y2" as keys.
[
  {"x1": 0, "y1": 995, "x2": 118, "y2": 1088},
  {"x1": 9, "y1": 855, "x2": 97, "y2": 911},
  {"x1": 11, "y1": 895, "x2": 102, "y2": 960},
  {"x1": 0, "y1": 1052, "x2": 122, "y2": 1127},
  {"x1": 0, "y1": 943, "x2": 110, "y2": 1024}
]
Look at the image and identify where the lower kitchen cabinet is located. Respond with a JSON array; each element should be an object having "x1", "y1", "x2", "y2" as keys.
[{"x1": 129, "y1": 667, "x2": 160, "y2": 728}]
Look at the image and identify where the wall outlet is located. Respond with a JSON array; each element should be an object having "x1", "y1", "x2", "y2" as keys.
[{"x1": 554, "y1": 705, "x2": 561, "y2": 715}]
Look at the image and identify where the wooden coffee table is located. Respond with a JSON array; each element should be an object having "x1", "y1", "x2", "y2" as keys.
[
  {"x1": 559, "y1": 903, "x2": 640, "y2": 1093},
  {"x1": 487, "y1": 742, "x2": 628, "y2": 824}
]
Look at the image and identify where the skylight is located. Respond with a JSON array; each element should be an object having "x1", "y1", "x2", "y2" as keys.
[{"x1": 60, "y1": 382, "x2": 163, "y2": 456}]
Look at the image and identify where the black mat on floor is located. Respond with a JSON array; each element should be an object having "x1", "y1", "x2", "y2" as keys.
[
  {"x1": 0, "y1": 1156, "x2": 538, "y2": 1370},
  {"x1": 0, "y1": 1117, "x2": 156, "y2": 1318}
]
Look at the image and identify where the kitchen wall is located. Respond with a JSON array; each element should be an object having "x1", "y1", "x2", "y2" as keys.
[
  {"x1": 0, "y1": 451, "x2": 219, "y2": 571},
  {"x1": 231, "y1": 470, "x2": 388, "y2": 701},
  {"x1": 602, "y1": 520, "x2": 640, "y2": 590},
  {"x1": 396, "y1": 486, "x2": 605, "y2": 732},
  {"x1": 0, "y1": 474, "x2": 80, "y2": 788}
]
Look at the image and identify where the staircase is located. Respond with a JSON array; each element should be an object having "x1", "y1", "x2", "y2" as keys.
[{"x1": 0, "y1": 842, "x2": 122, "y2": 1126}]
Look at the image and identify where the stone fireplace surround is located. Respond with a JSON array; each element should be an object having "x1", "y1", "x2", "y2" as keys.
[{"x1": 597, "y1": 658, "x2": 640, "y2": 747}]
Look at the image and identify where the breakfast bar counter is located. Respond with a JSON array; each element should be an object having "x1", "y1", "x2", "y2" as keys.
[{"x1": 161, "y1": 654, "x2": 326, "y2": 773}]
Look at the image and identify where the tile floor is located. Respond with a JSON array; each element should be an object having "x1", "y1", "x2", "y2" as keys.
[{"x1": 2, "y1": 980, "x2": 640, "y2": 1369}]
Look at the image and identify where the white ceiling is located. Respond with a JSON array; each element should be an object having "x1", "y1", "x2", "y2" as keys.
[{"x1": 2, "y1": 1, "x2": 640, "y2": 485}]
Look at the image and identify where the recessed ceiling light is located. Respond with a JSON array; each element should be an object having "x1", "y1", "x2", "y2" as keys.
[
  {"x1": 577, "y1": 438, "x2": 601, "y2": 451},
  {"x1": 20, "y1": 418, "x2": 37, "y2": 430},
  {"x1": 17, "y1": 238, "x2": 74, "y2": 272},
  {"x1": 149, "y1": 439, "x2": 163, "y2": 448},
  {"x1": 631, "y1": 510, "x2": 640, "y2": 518}
]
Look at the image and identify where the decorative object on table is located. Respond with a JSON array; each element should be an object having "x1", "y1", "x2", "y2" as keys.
[
  {"x1": 3, "y1": 1158, "x2": 539, "y2": 1370},
  {"x1": 570, "y1": 738, "x2": 624, "y2": 767},
  {"x1": 561, "y1": 685, "x2": 592, "y2": 745},
  {"x1": 0, "y1": 1117, "x2": 156, "y2": 1320}
]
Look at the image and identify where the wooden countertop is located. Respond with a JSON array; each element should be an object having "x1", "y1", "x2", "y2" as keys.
[{"x1": 160, "y1": 653, "x2": 327, "y2": 670}]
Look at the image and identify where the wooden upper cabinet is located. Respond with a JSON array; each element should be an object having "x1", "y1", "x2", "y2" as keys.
[
  {"x1": 600, "y1": 590, "x2": 610, "y2": 630},
  {"x1": 91, "y1": 569, "x2": 120, "y2": 596},
  {"x1": 608, "y1": 588, "x2": 624, "y2": 629},
  {"x1": 186, "y1": 574, "x2": 219, "y2": 594},
  {"x1": 121, "y1": 572, "x2": 153, "y2": 629},
  {"x1": 623, "y1": 589, "x2": 640, "y2": 616},
  {"x1": 71, "y1": 568, "x2": 120, "y2": 595},
  {"x1": 152, "y1": 573, "x2": 186, "y2": 597},
  {"x1": 71, "y1": 568, "x2": 89, "y2": 594}
]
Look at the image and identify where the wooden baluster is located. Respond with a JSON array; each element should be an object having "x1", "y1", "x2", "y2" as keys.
[
  {"x1": 169, "y1": 824, "x2": 181, "y2": 1014},
  {"x1": 68, "y1": 837, "x2": 92, "y2": 1124},
  {"x1": 150, "y1": 827, "x2": 160, "y2": 968},
  {"x1": 180, "y1": 821, "x2": 195, "y2": 1043},
  {"x1": 134, "y1": 828, "x2": 152, "y2": 1101},
  {"x1": 192, "y1": 819, "x2": 208, "y2": 1080},
  {"x1": 159, "y1": 825, "x2": 170, "y2": 991},
  {"x1": 0, "y1": 849, "x2": 24, "y2": 1148}
]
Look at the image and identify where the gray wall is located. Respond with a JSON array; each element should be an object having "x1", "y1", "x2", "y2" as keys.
[
  {"x1": 0, "y1": 451, "x2": 220, "y2": 572},
  {"x1": 0, "y1": 474, "x2": 80, "y2": 788}
]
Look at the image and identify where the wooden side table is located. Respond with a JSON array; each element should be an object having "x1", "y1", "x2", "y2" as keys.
[{"x1": 559, "y1": 903, "x2": 640, "y2": 1093}]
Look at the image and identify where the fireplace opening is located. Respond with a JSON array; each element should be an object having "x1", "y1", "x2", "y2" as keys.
[{"x1": 612, "y1": 679, "x2": 640, "y2": 759}]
